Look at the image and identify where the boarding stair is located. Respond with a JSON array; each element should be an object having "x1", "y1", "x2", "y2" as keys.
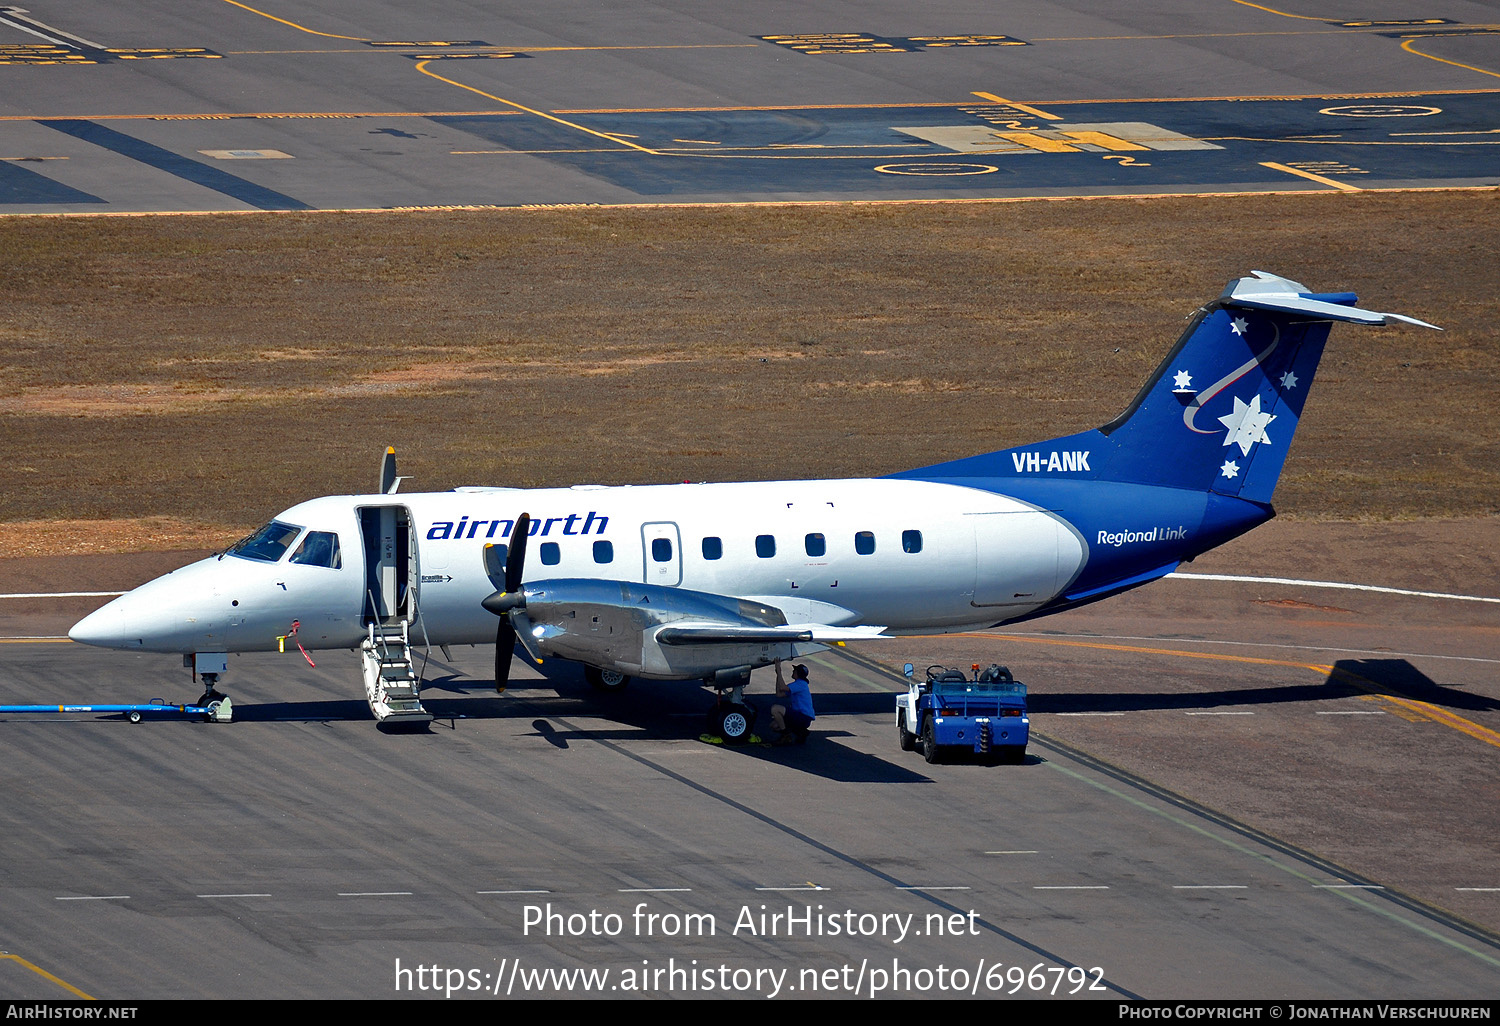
[{"x1": 360, "y1": 616, "x2": 433, "y2": 725}]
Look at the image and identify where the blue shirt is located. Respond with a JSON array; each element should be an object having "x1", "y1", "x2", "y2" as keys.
[{"x1": 786, "y1": 678, "x2": 815, "y2": 721}]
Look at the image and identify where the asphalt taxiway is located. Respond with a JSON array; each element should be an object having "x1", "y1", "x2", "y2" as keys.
[
  {"x1": 1, "y1": 521, "x2": 1498, "y2": 999},
  {"x1": 3, "y1": 0, "x2": 1499, "y2": 1003},
  {"x1": 1, "y1": 0, "x2": 1497, "y2": 211}
]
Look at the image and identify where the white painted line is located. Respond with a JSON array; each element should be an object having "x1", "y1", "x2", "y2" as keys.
[
  {"x1": 478, "y1": 889, "x2": 550, "y2": 894},
  {"x1": 755, "y1": 886, "x2": 829, "y2": 892},
  {"x1": 197, "y1": 893, "x2": 272, "y2": 898},
  {"x1": 1314, "y1": 884, "x2": 1383, "y2": 890},
  {"x1": 1316, "y1": 710, "x2": 1387, "y2": 715},
  {"x1": 55, "y1": 895, "x2": 128, "y2": 900},
  {"x1": 1186, "y1": 711, "x2": 1254, "y2": 716},
  {"x1": 1034, "y1": 885, "x2": 1110, "y2": 890},
  {"x1": 0, "y1": 10, "x2": 107, "y2": 48},
  {"x1": 1167, "y1": 572, "x2": 1500, "y2": 604},
  {"x1": 1455, "y1": 887, "x2": 1500, "y2": 892},
  {"x1": 999, "y1": 631, "x2": 1500, "y2": 666},
  {"x1": 1057, "y1": 711, "x2": 1126, "y2": 717},
  {"x1": 896, "y1": 886, "x2": 971, "y2": 891},
  {"x1": 618, "y1": 887, "x2": 691, "y2": 893},
  {"x1": 338, "y1": 891, "x2": 413, "y2": 896},
  {"x1": 1173, "y1": 885, "x2": 1249, "y2": 890},
  {"x1": 986, "y1": 850, "x2": 1039, "y2": 855}
]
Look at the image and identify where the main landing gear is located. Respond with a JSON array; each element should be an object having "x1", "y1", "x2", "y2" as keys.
[
  {"x1": 584, "y1": 666, "x2": 630, "y2": 693},
  {"x1": 705, "y1": 682, "x2": 758, "y2": 745}
]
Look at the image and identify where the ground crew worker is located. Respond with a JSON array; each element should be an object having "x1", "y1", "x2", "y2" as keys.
[{"x1": 771, "y1": 658, "x2": 815, "y2": 744}]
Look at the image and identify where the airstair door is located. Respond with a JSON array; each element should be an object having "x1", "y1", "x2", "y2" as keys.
[{"x1": 359, "y1": 504, "x2": 418, "y2": 625}]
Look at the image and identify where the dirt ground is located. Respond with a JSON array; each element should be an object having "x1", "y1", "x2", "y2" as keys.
[{"x1": 1, "y1": 190, "x2": 1496, "y2": 555}]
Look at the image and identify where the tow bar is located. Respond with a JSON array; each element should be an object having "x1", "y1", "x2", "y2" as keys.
[{"x1": 0, "y1": 697, "x2": 233, "y2": 723}]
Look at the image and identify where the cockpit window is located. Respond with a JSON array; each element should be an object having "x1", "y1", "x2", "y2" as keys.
[
  {"x1": 290, "y1": 530, "x2": 342, "y2": 569},
  {"x1": 228, "y1": 520, "x2": 302, "y2": 563}
]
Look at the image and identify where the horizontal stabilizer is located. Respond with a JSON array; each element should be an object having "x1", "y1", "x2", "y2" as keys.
[{"x1": 1224, "y1": 271, "x2": 1440, "y2": 330}]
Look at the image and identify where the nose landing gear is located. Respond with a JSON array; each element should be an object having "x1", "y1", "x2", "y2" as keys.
[{"x1": 192, "y1": 670, "x2": 234, "y2": 723}]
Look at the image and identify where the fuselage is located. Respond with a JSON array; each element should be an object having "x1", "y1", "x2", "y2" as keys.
[{"x1": 71, "y1": 477, "x2": 1096, "y2": 657}]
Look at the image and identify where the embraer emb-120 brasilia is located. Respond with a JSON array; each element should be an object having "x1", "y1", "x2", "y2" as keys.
[{"x1": 70, "y1": 273, "x2": 1437, "y2": 737}]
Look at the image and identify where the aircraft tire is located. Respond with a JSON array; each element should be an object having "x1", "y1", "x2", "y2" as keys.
[
  {"x1": 714, "y1": 703, "x2": 755, "y2": 745},
  {"x1": 585, "y1": 666, "x2": 630, "y2": 692}
]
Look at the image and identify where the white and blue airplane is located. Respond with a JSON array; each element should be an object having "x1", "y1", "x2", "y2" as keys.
[{"x1": 69, "y1": 272, "x2": 1436, "y2": 736}]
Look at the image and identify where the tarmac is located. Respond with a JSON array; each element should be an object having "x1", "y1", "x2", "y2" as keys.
[
  {"x1": 1, "y1": 0, "x2": 1498, "y2": 1001},
  {"x1": 0, "y1": 1, "x2": 1497, "y2": 211},
  {"x1": 1, "y1": 519, "x2": 1497, "y2": 999}
]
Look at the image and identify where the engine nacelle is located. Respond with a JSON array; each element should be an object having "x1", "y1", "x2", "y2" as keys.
[{"x1": 495, "y1": 579, "x2": 810, "y2": 680}]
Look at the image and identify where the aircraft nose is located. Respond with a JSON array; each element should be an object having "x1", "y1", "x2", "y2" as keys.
[{"x1": 69, "y1": 600, "x2": 133, "y2": 648}]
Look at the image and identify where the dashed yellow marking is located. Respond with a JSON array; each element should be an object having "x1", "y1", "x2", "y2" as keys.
[{"x1": 1284, "y1": 159, "x2": 1368, "y2": 175}]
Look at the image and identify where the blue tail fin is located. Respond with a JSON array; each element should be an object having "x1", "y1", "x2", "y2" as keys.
[{"x1": 897, "y1": 272, "x2": 1438, "y2": 505}]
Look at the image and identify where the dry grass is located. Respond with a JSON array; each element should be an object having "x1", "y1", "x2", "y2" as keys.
[{"x1": 1, "y1": 190, "x2": 1496, "y2": 554}]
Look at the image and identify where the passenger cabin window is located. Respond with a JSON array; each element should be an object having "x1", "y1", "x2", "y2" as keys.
[
  {"x1": 593, "y1": 540, "x2": 614, "y2": 564},
  {"x1": 805, "y1": 533, "x2": 825, "y2": 557},
  {"x1": 756, "y1": 534, "x2": 776, "y2": 558},
  {"x1": 702, "y1": 537, "x2": 722, "y2": 560},
  {"x1": 290, "y1": 530, "x2": 342, "y2": 569},
  {"x1": 855, "y1": 531, "x2": 876, "y2": 555},
  {"x1": 229, "y1": 520, "x2": 302, "y2": 563},
  {"x1": 652, "y1": 537, "x2": 673, "y2": 562},
  {"x1": 540, "y1": 542, "x2": 561, "y2": 566},
  {"x1": 902, "y1": 530, "x2": 923, "y2": 554}
]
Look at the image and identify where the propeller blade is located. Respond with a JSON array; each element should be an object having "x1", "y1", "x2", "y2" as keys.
[
  {"x1": 483, "y1": 514, "x2": 534, "y2": 692},
  {"x1": 511, "y1": 611, "x2": 544, "y2": 665},
  {"x1": 482, "y1": 542, "x2": 508, "y2": 591},
  {"x1": 494, "y1": 619, "x2": 515, "y2": 694},
  {"x1": 505, "y1": 513, "x2": 530, "y2": 593}
]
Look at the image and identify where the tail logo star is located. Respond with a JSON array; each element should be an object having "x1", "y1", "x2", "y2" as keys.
[{"x1": 1218, "y1": 395, "x2": 1276, "y2": 456}]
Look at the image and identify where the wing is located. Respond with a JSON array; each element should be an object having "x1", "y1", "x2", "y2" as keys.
[
  {"x1": 656, "y1": 623, "x2": 888, "y2": 645},
  {"x1": 486, "y1": 576, "x2": 885, "y2": 679}
]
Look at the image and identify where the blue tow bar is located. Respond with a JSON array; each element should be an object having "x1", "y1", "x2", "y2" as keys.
[{"x1": 0, "y1": 698, "x2": 232, "y2": 723}]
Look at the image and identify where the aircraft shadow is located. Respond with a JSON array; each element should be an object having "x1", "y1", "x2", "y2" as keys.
[
  {"x1": 1327, "y1": 658, "x2": 1500, "y2": 713},
  {"x1": 1024, "y1": 657, "x2": 1496, "y2": 715}
]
